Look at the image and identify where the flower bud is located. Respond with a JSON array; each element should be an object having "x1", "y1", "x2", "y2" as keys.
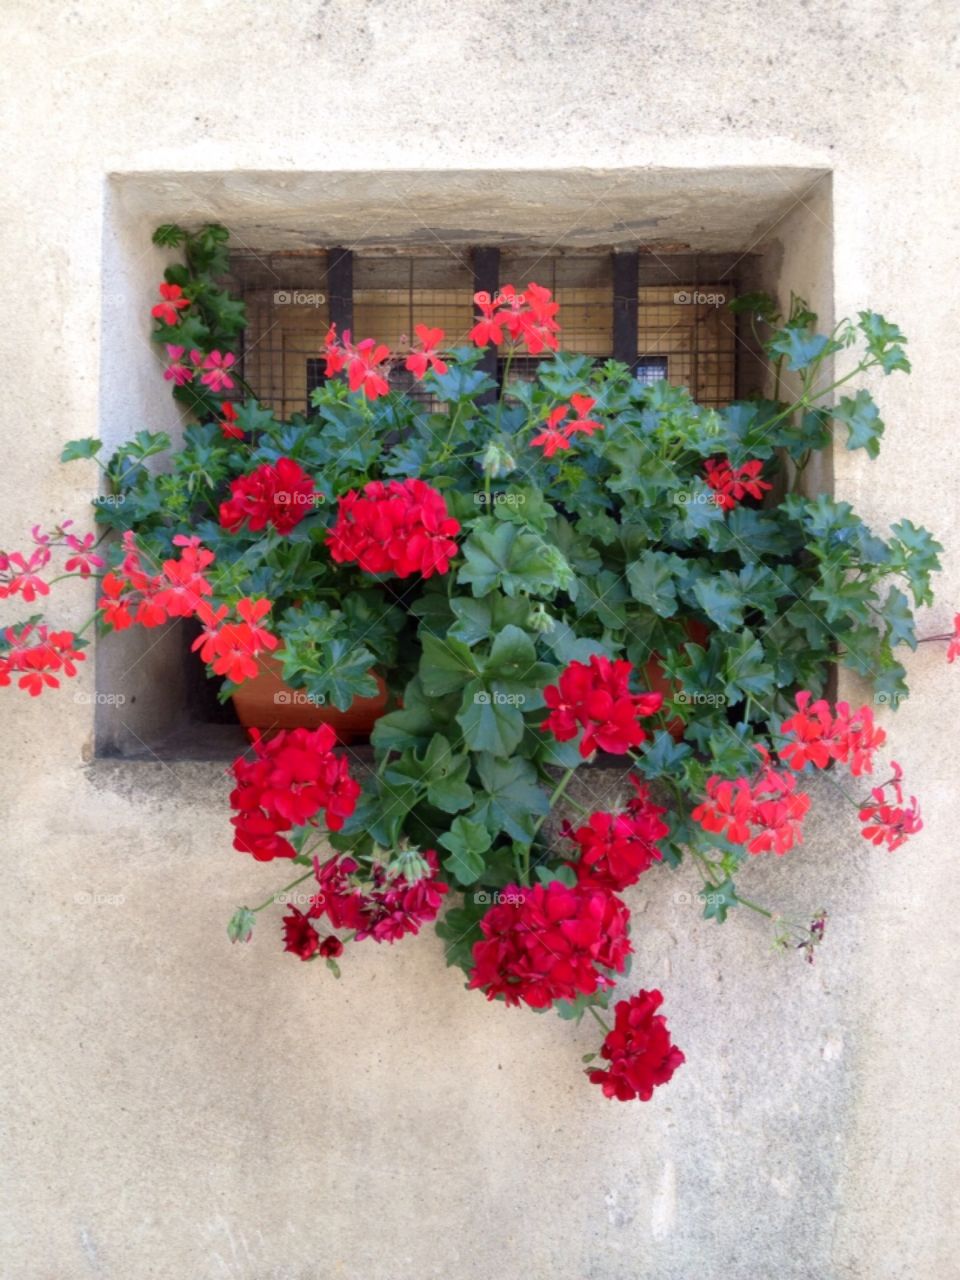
[{"x1": 481, "y1": 441, "x2": 516, "y2": 478}]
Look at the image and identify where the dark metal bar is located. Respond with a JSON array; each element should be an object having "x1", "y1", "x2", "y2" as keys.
[
  {"x1": 472, "y1": 246, "x2": 500, "y2": 399},
  {"x1": 326, "y1": 247, "x2": 354, "y2": 335},
  {"x1": 611, "y1": 250, "x2": 639, "y2": 367}
]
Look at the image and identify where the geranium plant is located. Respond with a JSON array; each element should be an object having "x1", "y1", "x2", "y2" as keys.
[{"x1": 3, "y1": 222, "x2": 955, "y2": 1103}]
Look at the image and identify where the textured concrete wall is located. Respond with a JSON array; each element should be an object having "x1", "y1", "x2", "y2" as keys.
[{"x1": 1, "y1": 2, "x2": 959, "y2": 1278}]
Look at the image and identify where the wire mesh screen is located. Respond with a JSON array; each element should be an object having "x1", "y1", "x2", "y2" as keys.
[
  {"x1": 229, "y1": 251, "x2": 740, "y2": 415},
  {"x1": 229, "y1": 250, "x2": 331, "y2": 420},
  {"x1": 637, "y1": 283, "x2": 736, "y2": 408}
]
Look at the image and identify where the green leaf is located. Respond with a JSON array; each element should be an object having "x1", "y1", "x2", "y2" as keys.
[
  {"x1": 152, "y1": 224, "x2": 186, "y2": 247},
  {"x1": 470, "y1": 755, "x2": 549, "y2": 843},
  {"x1": 692, "y1": 573, "x2": 744, "y2": 631},
  {"x1": 882, "y1": 585, "x2": 917, "y2": 650},
  {"x1": 438, "y1": 817, "x2": 493, "y2": 885},
  {"x1": 457, "y1": 520, "x2": 570, "y2": 598},
  {"x1": 701, "y1": 878, "x2": 738, "y2": 924},
  {"x1": 858, "y1": 311, "x2": 910, "y2": 374},
  {"x1": 834, "y1": 389, "x2": 884, "y2": 458},
  {"x1": 626, "y1": 550, "x2": 683, "y2": 617},
  {"x1": 535, "y1": 863, "x2": 577, "y2": 888},
  {"x1": 419, "y1": 632, "x2": 479, "y2": 696},
  {"x1": 435, "y1": 896, "x2": 489, "y2": 973},
  {"x1": 456, "y1": 678, "x2": 526, "y2": 755},
  {"x1": 766, "y1": 325, "x2": 834, "y2": 371},
  {"x1": 60, "y1": 437, "x2": 102, "y2": 463}
]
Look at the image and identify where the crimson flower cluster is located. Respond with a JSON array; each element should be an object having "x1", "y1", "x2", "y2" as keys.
[
  {"x1": 327, "y1": 477, "x2": 461, "y2": 579},
  {"x1": 542, "y1": 654, "x2": 664, "y2": 757},
  {"x1": 587, "y1": 989, "x2": 686, "y2": 1102},
  {"x1": 219, "y1": 457, "x2": 317, "y2": 534},
  {"x1": 692, "y1": 746, "x2": 812, "y2": 856},
  {"x1": 859, "y1": 762, "x2": 923, "y2": 851},
  {"x1": 468, "y1": 880, "x2": 632, "y2": 1009},
  {"x1": 229, "y1": 724, "x2": 361, "y2": 862},
  {"x1": 704, "y1": 457, "x2": 771, "y2": 511},
  {"x1": 469, "y1": 283, "x2": 560, "y2": 356},
  {"x1": 566, "y1": 777, "x2": 669, "y2": 891},
  {"x1": 530, "y1": 394, "x2": 605, "y2": 458},
  {"x1": 308, "y1": 850, "x2": 449, "y2": 944}
]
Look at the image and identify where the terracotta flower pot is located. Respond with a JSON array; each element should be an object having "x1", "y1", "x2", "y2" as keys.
[
  {"x1": 642, "y1": 619, "x2": 711, "y2": 741},
  {"x1": 230, "y1": 652, "x2": 389, "y2": 743}
]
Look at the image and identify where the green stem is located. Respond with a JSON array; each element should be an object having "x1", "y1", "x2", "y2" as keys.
[
  {"x1": 251, "y1": 870, "x2": 314, "y2": 914},
  {"x1": 587, "y1": 1004, "x2": 611, "y2": 1034}
]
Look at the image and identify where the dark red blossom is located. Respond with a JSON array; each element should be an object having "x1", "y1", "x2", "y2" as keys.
[
  {"x1": 327, "y1": 477, "x2": 460, "y2": 579},
  {"x1": 779, "y1": 691, "x2": 886, "y2": 777},
  {"x1": 704, "y1": 457, "x2": 771, "y2": 511},
  {"x1": 310, "y1": 850, "x2": 448, "y2": 943},
  {"x1": 859, "y1": 761, "x2": 922, "y2": 851},
  {"x1": 568, "y1": 780, "x2": 669, "y2": 891},
  {"x1": 587, "y1": 989, "x2": 685, "y2": 1102},
  {"x1": 282, "y1": 907, "x2": 320, "y2": 960},
  {"x1": 230, "y1": 725, "x2": 361, "y2": 862},
  {"x1": 542, "y1": 655, "x2": 664, "y2": 757},
  {"x1": 219, "y1": 458, "x2": 316, "y2": 534},
  {"x1": 468, "y1": 880, "x2": 632, "y2": 1009}
]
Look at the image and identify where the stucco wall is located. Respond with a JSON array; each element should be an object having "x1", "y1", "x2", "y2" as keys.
[{"x1": 1, "y1": 2, "x2": 958, "y2": 1278}]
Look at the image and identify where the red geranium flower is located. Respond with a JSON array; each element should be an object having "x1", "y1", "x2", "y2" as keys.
[
  {"x1": 200, "y1": 350, "x2": 236, "y2": 393},
  {"x1": 282, "y1": 908, "x2": 320, "y2": 960},
  {"x1": 327, "y1": 477, "x2": 460, "y2": 579},
  {"x1": 779, "y1": 691, "x2": 886, "y2": 777},
  {"x1": 229, "y1": 725, "x2": 361, "y2": 862},
  {"x1": 323, "y1": 327, "x2": 391, "y2": 399},
  {"x1": 859, "y1": 761, "x2": 922, "y2": 851},
  {"x1": 568, "y1": 779, "x2": 669, "y2": 891},
  {"x1": 219, "y1": 401, "x2": 243, "y2": 439},
  {"x1": 311, "y1": 850, "x2": 448, "y2": 943},
  {"x1": 468, "y1": 880, "x2": 632, "y2": 1009},
  {"x1": 64, "y1": 532, "x2": 105, "y2": 578},
  {"x1": 704, "y1": 457, "x2": 772, "y2": 511},
  {"x1": 405, "y1": 324, "x2": 448, "y2": 380},
  {"x1": 692, "y1": 747, "x2": 810, "y2": 856},
  {"x1": 219, "y1": 458, "x2": 316, "y2": 534},
  {"x1": 151, "y1": 282, "x2": 190, "y2": 326},
  {"x1": 0, "y1": 624, "x2": 86, "y2": 696},
  {"x1": 163, "y1": 344, "x2": 193, "y2": 386},
  {"x1": 469, "y1": 282, "x2": 560, "y2": 355},
  {"x1": 587, "y1": 989, "x2": 685, "y2": 1102},
  {"x1": 531, "y1": 407, "x2": 574, "y2": 458},
  {"x1": 542, "y1": 654, "x2": 664, "y2": 757}
]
